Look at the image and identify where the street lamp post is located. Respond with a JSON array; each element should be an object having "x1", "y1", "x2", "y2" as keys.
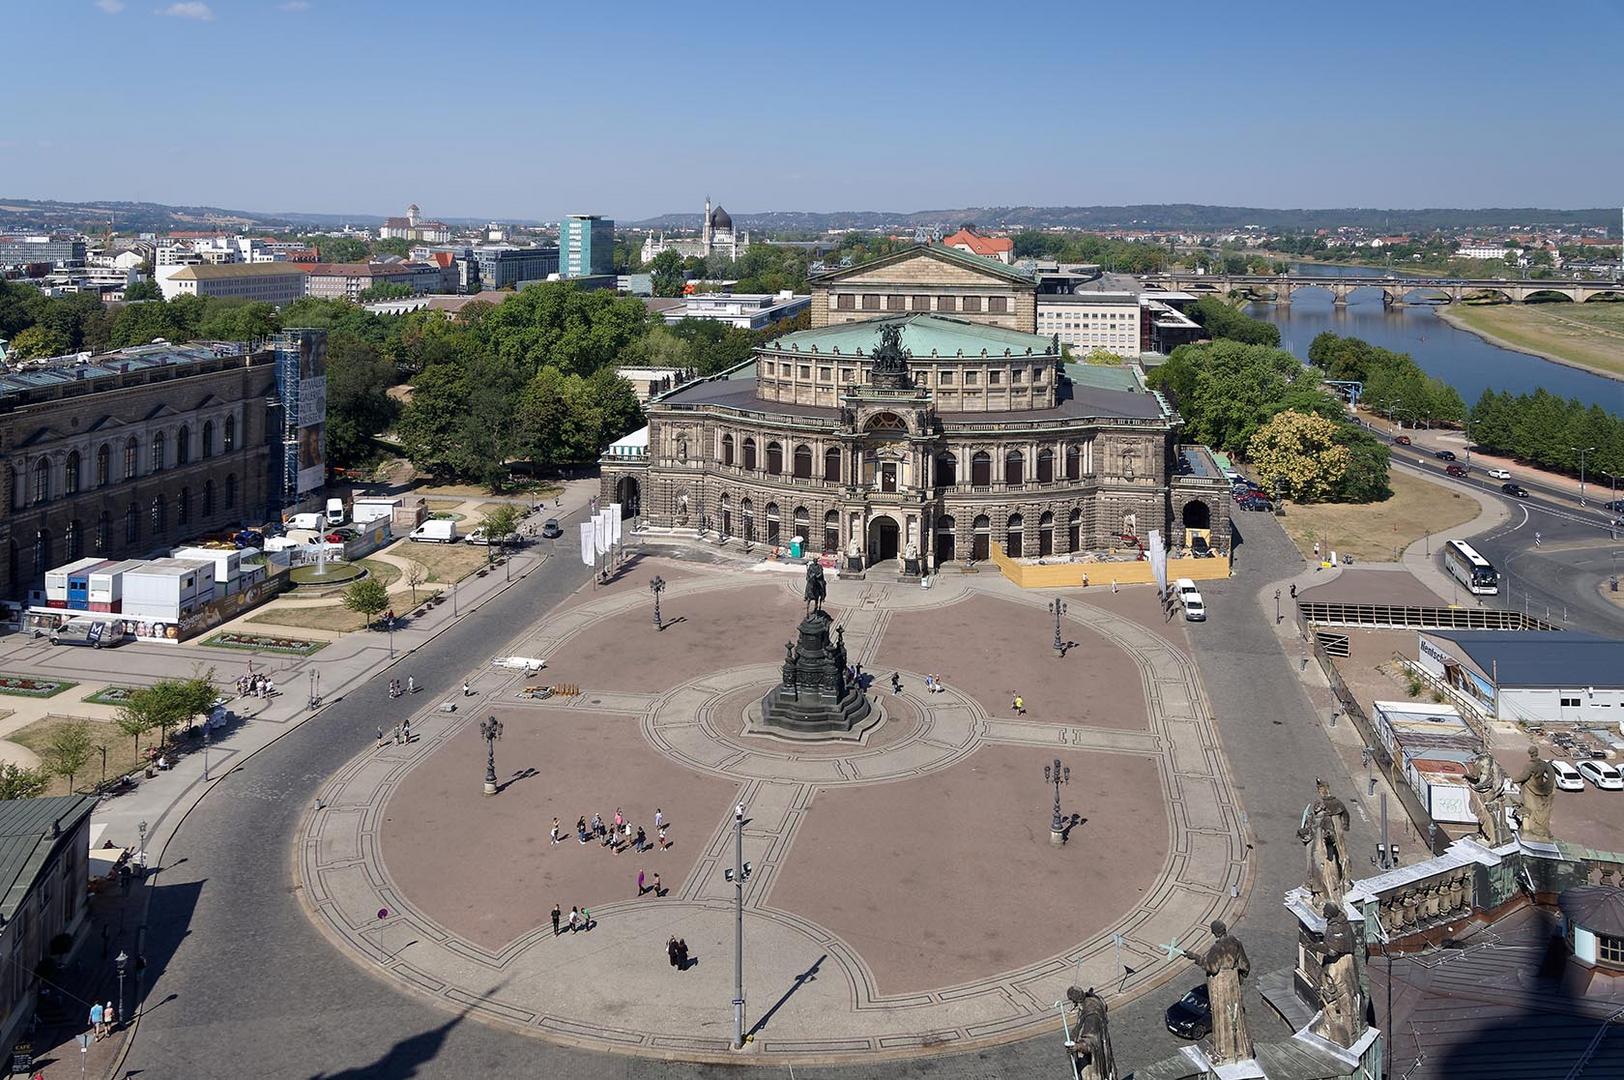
[
  {"x1": 387, "y1": 612, "x2": 395, "y2": 659},
  {"x1": 1274, "y1": 588, "x2": 1282, "y2": 624},
  {"x1": 479, "y1": 716, "x2": 502, "y2": 796},
  {"x1": 202, "y1": 717, "x2": 210, "y2": 782},
  {"x1": 137, "y1": 820, "x2": 147, "y2": 873},
  {"x1": 114, "y1": 951, "x2": 127, "y2": 1030},
  {"x1": 1599, "y1": 469, "x2": 1620, "y2": 513},
  {"x1": 1572, "y1": 445, "x2": 1597, "y2": 505},
  {"x1": 1045, "y1": 757, "x2": 1070, "y2": 845},
  {"x1": 308, "y1": 668, "x2": 319, "y2": 711},
  {"x1": 1049, "y1": 598, "x2": 1066, "y2": 655},
  {"x1": 650, "y1": 575, "x2": 666, "y2": 631},
  {"x1": 724, "y1": 803, "x2": 752, "y2": 1049}
]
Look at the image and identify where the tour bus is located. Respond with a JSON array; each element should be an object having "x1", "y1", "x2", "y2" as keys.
[{"x1": 1443, "y1": 539, "x2": 1499, "y2": 595}]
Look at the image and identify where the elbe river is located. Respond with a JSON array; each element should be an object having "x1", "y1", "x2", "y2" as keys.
[{"x1": 1243, "y1": 263, "x2": 1624, "y2": 416}]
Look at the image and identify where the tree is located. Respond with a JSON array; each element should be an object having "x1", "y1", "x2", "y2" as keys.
[
  {"x1": 324, "y1": 334, "x2": 399, "y2": 466},
  {"x1": 7, "y1": 325, "x2": 71, "y2": 359},
  {"x1": 1190, "y1": 297, "x2": 1281, "y2": 346},
  {"x1": 404, "y1": 561, "x2": 427, "y2": 606},
  {"x1": 41, "y1": 720, "x2": 95, "y2": 793},
  {"x1": 318, "y1": 236, "x2": 371, "y2": 263},
  {"x1": 649, "y1": 249, "x2": 686, "y2": 297},
  {"x1": 116, "y1": 696, "x2": 158, "y2": 763},
  {"x1": 0, "y1": 761, "x2": 50, "y2": 800},
  {"x1": 1081, "y1": 348, "x2": 1125, "y2": 365},
  {"x1": 357, "y1": 282, "x2": 414, "y2": 302},
  {"x1": 342, "y1": 577, "x2": 390, "y2": 627},
  {"x1": 478, "y1": 504, "x2": 523, "y2": 561},
  {"x1": 373, "y1": 237, "x2": 412, "y2": 258},
  {"x1": 122, "y1": 279, "x2": 162, "y2": 302},
  {"x1": 1247, "y1": 410, "x2": 1354, "y2": 503},
  {"x1": 1326, "y1": 426, "x2": 1392, "y2": 503}
]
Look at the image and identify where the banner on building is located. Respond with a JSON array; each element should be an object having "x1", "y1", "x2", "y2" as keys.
[
  {"x1": 608, "y1": 504, "x2": 623, "y2": 545},
  {"x1": 594, "y1": 511, "x2": 612, "y2": 555}
]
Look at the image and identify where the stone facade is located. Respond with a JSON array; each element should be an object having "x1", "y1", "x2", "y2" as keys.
[
  {"x1": 811, "y1": 245, "x2": 1038, "y2": 332},
  {"x1": 0, "y1": 346, "x2": 278, "y2": 598}
]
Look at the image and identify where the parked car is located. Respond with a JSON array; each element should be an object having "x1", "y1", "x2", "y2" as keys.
[
  {"x1": 1446, "y1": 464, "x2": 1468, "y2": 478},
  {"x1": 468, "y1": 527, "x2": 521, "y2": 547},
  {"x1": 1551, "y1": 760, "x2": 1586, "y2": 792},
  {"x1": 1576, "y1": 761, "x2": 1624, "y2": 791},
  {"x1": 1604, "y1": 499, "x2": 1624, "y2": 512},
  {"x1": 539, "y1": 518, "x2": 563, "y2": 539},
  {"x1": 1487, "y1": 469, "x2": 1511, "y2": 480},
  {"x1": 1433, "y1": 449, "x2": 1457, "y2": 461},
  {"x1": 1165, "y1": 984, "x2": 1211, "y2": 1039},
  {"x1": 1182, "y1": 591, "x2": 1207, "y2": 622},
  {"x1": 1393, "y1": 435, "x2": 1412, "y2": 446},
  {"x1": 1236, "y1": 495, "x2": 1272, "y2": 512},
  {"x1": 1174, "y1": 578, "x2": 1201, "y2": 604},
  {"x1": 1501, "y1": 483, "x2": 1530, "y2": 497}
]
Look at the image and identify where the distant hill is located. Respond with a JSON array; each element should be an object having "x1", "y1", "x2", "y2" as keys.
[{"x1": 0, "y1": 197, "x2": 389, "y2": 233}]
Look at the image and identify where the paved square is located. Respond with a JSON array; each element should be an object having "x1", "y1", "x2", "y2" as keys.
[{"x1": 301, "y1": 561, "x2": 1248, "y2": 1063}]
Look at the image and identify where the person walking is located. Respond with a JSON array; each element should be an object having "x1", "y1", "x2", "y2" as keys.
[
  {"x1": 576, "y1": 817, "x2": 590, "y2": 844},
  {"x1": 580, "y1": 906, "x2": 591, "y2": 931},
  {"x1": 550, "y1": 818, "x2": 562, "y2": 845},
  {"x1": 658, "y1": 823, "x2": 668, "y2": 850},
  {"x1": 104, "y1": 1002, "x2": 116, "y2": 1032},
  {"x1": 651, "y1": 872, "x2": 661, "y2": 897},
  {"x1": 462, "y1": 681, "x2": 472, "y2": 697},
  {"x1": 1012, "y1": 692, "x2": 1025, "y2": 715},
  {"x1": 592, "y1": 812, "x2": 606, "y2": 842},
  {"x1": 89, "y1": 1001, "x2": 104, "y2": 1040},
  {"x1": 567, "y1": 905, "x2": 581, "y2": 933},
  {"x1": 634, "y1": 825, "x2": 647, "y2": 853},
  {"x1": 654, "y1": 807, "x2": 664, "y2": 832},
  {"x1": 551, "y1": 903, "x2": 561, "y2": 936},
  {"x1": 402, "y1": 718, "x2": 411, "y2": 742},
  {"x1": 637, "y1": 869, "x2": 647, "y2": 896},
  {"x1": 890, "y1": 672, "x2": 902, "y2": 695},
  {"x1": 676, "y1": 938, "x2": 690, "y2": 970},
  {"x1": 407, "y1": 675, "x2": 416, "y2": 694},
  {"x1": 668, "y1": 936, "x2": 680, "y2": 968}
]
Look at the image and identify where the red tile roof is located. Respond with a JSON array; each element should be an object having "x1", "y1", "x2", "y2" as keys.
[{"x1": 941, "y1": 228, "x2": 1014, "y2": 257}]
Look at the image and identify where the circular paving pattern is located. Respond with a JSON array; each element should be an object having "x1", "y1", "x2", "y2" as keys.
[{"x1": 298, "y1": 568, "x2": 1251, "y2": 1064}]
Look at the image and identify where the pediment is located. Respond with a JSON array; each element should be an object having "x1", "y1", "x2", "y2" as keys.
[
  {"x1": 16, "y1": 425, "x2": 68, "y2": 448},
  {"x1": 812, "y1": 244, "x2": 1032, "y2": 288}
]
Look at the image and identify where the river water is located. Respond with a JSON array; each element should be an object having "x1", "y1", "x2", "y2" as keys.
[{"x1": 1243, "y1": 263, "x2": 1624, "y2": 416}]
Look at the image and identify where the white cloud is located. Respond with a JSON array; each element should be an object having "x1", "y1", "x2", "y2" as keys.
[
  {"x1": 279, "y1": 0, "x2": 311, "y2": 9},
  {"x1": 156, "y1": 1, "x2": 213, "y2": 19},
  {"x1": 96, "y1": 0, "x2": 126, "y2": 13}
]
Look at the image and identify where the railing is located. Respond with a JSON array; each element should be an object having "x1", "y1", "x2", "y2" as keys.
[
  {"x1": 1296, "y1": 601, "x2": 1554, "y2": 631},
  {"x1": 1394, "y1": 656, "x2": 1491, "y2": 744}
]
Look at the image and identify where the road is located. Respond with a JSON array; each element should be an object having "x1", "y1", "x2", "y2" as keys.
[{"x1": 121, "y1": 508, "x2": 1377, "y2": 1080}]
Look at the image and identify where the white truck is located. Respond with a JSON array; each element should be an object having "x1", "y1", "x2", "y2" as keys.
[
  {"x1": 287, "y1": 512, "x2": 323, "y2": 530},
  {"x1": 325, "y1": 498, "x2": 346, "y2": 526},
  {"x1": 409, "y1": 519, "x2": 457, "y2": 543}
]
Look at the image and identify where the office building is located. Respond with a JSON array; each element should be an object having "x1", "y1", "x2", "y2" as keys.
[
  {"x1": 473, "y1": 245, "x2": 559, "y2": 290},
  {"x1": 157, "y1": 262, "x2": 308, "y2": 305},
  {"x1": 1036, "y1": 291, "x2": 1143, "y2": 357},
  {"x1": 656, "y1": 291, "x2": 810, "y2": 330},
  {"x1": 560, "y1": 214, "x2": 614, "y2": 278},
  {"x1": 0, "y1": 235, "x2": 86, "y2": 269},
  {"x1": 302, "y1": 262, "x2": 440, "y2": 300},
  {"x1": 379, "y1": 204, "x2": 451, "y2": 244}
]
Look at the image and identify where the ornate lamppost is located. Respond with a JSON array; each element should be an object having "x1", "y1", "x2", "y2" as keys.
[
  {"x1": 1048, "y1": 597, "x2": 1066, "y2": 656},
  {"x1": 1045, "y1": 757, "x2": 1070, "y2": 845},
  {"x1": 480, "y1": 716, "x2": 503, "y2": 796},
  {"x1": 724, "y1": 802, "x2": 753, "y2": 1049},
  {"x1": 650, "y1": 575, "x2": 666, "y2": 631}
]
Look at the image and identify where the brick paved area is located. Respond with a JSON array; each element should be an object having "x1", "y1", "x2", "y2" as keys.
[{"x1": 301, "y1": 561, "x2": 1248, "y2": 1063}]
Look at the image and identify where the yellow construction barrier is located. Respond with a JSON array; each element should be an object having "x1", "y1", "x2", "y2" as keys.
[{"x1": 986, "y1": 546, "x2": 1230, "y2": 589}]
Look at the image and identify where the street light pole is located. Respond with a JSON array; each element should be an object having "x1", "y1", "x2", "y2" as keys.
[
  {"x1": 202, "y1": 718, "x2": 210, "y2": 782},
  {"x1": 650, "y1": 575, "x2": 666, "y2": 631},
  {"x1": 1049, "y1": 597, "x2": 1066, "y2": 655},
  {"x1": 480, "y1": 716, "x2": 502, "y2": 796},
  {"x1": 1045, "y1": 757, "x2": 1070, "y2": 845},
  {"x1": 1274, "y1": 588, "x2": 1282, "y2": 624},
  {"x1": 1572, "y1": 445, "x2": 1597, "y2": 505},
  {"x1": 726, "y1": 802, "x2": 751, "y2": 1049},
  {"x1": 114, "y1": 951, "x2": 127, "y2": 1030}
]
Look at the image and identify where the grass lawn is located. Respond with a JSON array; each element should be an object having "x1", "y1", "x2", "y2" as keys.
[
  {"x1": 1281, "y1": 470, "x2": 1480, "y2": 564},
  {"x1": 418, "y1": 481, "x2": 561, "y2": 499},
  {"x1": 10, "y1": 714, "x2": 140, "y2": 794},
  {"x1": 394, "y1": 540, "x2": 495, "y2": 584},
  {"x1": 243, "y1": 603, "x2": 367, "y2": 633},
  {"x1": 1446, "y1": 300, "x2": 1624, "y2": 379}
]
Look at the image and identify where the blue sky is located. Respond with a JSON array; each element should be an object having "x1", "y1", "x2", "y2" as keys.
[{"x1": 4, "y1": 0, "x2": 1621, "y2": 220}]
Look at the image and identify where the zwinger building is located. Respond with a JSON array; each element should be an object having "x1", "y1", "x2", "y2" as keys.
[{"x1": 601, "y1": 244, "x2": 1227, "y2": 572}]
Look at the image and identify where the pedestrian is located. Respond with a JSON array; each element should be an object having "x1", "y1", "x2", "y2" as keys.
[
  {"x1": 577, "y1": 817, "x2": 590, "y2": 843},
  {"x1": 393, "y1": 723, "x2": 402, "y2": 745},
  {"x1": 550, "y1": 818, "x2": 562, "y2": 845},
  {"x1": 668, "y1": 936, "x2": 680, "y2": 968},
  {"x1": 658, "y1": 823, "x2": 668, "y2": 850},
  {"x1": 652, "y1": 872, "x2": 661, "y2": 897},
  {"x1": 402, "y1": 718, "x2": 411, "y2": 742},
  {"x1": 614, "y1": 807, "x2": 625, "y2": 833},
  {"x1": 551, "y1": 903, "x2": 561, "y2": 936},
  {"x1": 638, "y1": 869, "x2": 647, "y2": 895},
  {"x1": 104, "y1": 1002, "x2": 116, "y2": 1032},
  {"x1": 654, "y1": 807, "x2": 664, "y2": 831},
  {"x1": 568, "y1": 905, "x2": 581, "y2": 932},
  {"x1": 580, "y1": 906, "x2": 591, "y2": 931},
  {"x1": 377, "y1": 725, "x2": 385, "y2": 745},
  {"x1": 1081, "y1": 572, "x2": 1090, "y2": 588},
  {"x1": 1290, "y1": 583, "x2": 1298, "y2": 599},
  {"x1": 634, "y1": 825, "x2": 647, "y2": 852},
  {"x1": 924, "y1": 673, "x2": 936, "y2": 693},
  {"x1": 407, "y1": 675, "x2": 416, "y2": 694},
  {"x1": 89, "y1": 1001, "x2": 103, "y2": 1039},
  {"x1": 676, "y1": 938, "x2": 690, "y2": 970},
  {"x1": 1012, "y1": 692, "x2": 1025, "y2": 715},
  {"x1": 462, "y1": 681, "x2": 472, "y2": 697},
  {"x1": 1313, "y1": 540, "x2": 1321, "y2": 560},
  {"x1": 890, "y1": 672, "x2": 902, "y2": 694},
  {"x1": 266, "y1": 677, "x2": 275, "y2": 698},
  {"x1": 1111, "y1": 579, "x2": 1118, "y2": 594},
  {"x1": 592, "y1": 812, "x2": 605, "y2": 841}
]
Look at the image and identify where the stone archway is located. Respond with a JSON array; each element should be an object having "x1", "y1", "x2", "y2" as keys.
[
  {"x1": 1181, "y1": 499, "x2": 1211, "y2": 531},
  {"x1": 934, "y1": 515, "x2": 956, "y2": 566},
  {"x1": 867, "y1": 515, "x2": 900, "y2": 563},
  {"x1": 615, "y1": 476, "x2": 640, "y2": 517}
]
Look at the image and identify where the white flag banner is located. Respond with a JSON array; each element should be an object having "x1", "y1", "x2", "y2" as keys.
[
  {"x1": 594, "y1": 511, "x2": 612, "y2": 555},
  {"x1": 608, "y1": 504, "x2": 623, "y2": 545},
  {"x1": 579, "y1": 523, "x2": 596, "y2": 567},
  {"x1": 1147, "y1": 529, "x2": 1169, "y2": 597}
]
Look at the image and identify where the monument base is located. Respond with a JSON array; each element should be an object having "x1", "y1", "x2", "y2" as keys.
[{"x1": 744, "y1": 695, "x2": 884, "y2": 744}]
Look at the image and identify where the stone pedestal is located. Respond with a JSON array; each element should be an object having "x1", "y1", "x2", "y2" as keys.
[{"x1": 760, "y1": 609, "x2": 874, "y2": 737}]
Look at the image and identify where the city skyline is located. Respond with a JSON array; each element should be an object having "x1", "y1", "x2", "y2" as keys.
[{"x1": 5, "y1": 0, "x2": 1621, "y2": 220}]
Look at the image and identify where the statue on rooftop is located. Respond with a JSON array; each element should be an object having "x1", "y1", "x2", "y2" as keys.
[
  {"x1": 1182, "y1": 920, "x2": 1253, "y2": 1064},
  {"x1": 1311, "y1": 902, "x2": 1365, "y2": 1048},
  {"x1": 1464, "y1": 748, "x2": 1514, "y2": 845},
  {"x1": 1298, "y1": 778, "x2": 1353, "y2": 906},
  {"x1": 1511, "y1": 745, "x2": 1557, "y2": 843},
  {"x1": 1067, "y1": 986, "x2": 1116, "y2": 1080}
]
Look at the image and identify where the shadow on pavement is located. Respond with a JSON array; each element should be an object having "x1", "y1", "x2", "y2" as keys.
[
  {"x1": 748, "y1": 953, "x2": 826, "y2": 1038},
  {"x1": 308, "y1": 1012, "x2": 464, "y2": 1079}
]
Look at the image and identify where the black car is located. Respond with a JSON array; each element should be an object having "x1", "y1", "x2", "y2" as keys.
[
  {"x1": 1502, "y1": 482, "x2": 1530, "y2": 497},
  {"x1": 1165, "y1": 983, "x2": 1211, "y2": 1039},
  {"x1": 1604, "y1": 499, "x2": 1624, "y2": 512},
  {"x1": 539, "y1": 518, "x2": 563, "y2": 539},
  {"x1": 1433, "y1": 449, "x2": 1457, "y2": 461}
]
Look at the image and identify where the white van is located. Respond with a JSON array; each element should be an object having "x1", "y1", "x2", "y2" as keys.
[
  {"x1": 409, "y1": 519, "x2": 457, "y2": 543},
  {"x1": 1182, "y1": 591, "x2": 1207, "y2": 621},
  {"x1": 287, "y1": 512, "x2": 322, "y2": 530},
  {"x1": 1174, "y1": 578, "x2": 1201, "y2": 604},
  {"x1": 325, "y1": 498, "x2": 346, "y2": 526}
]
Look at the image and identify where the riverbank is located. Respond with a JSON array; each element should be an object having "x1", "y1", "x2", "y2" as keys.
[{"x1": 1436, "y1": 302, "x2": 1624, "y2": 383}]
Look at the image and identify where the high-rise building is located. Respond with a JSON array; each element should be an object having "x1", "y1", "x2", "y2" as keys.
[{"x1": 560, "y1": 214, "x2": 614, "y2": 278}]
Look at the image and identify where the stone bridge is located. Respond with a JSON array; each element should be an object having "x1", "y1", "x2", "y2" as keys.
[{"x1": 1141, "y1": 272, "x2": 1624, "y2": 306}]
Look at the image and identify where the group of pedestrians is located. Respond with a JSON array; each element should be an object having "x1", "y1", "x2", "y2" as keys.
[
  {"x1": 387, "y1": 676, "x2": 417, "y2": 699},
  {"x1": 921, "y1": 673, "x2": 948, "y2": 694},
  {"x1": 550, "y1": 902, "x2": 592, "y2": 935},
  {"x1": 666, "y1": 935, "x2": 692, "y2": 971},
  {"x1": 236, "y1": 672, "x2": 275, "y2": 699},
  {"x1": 87, "y1": 999, "x2": 117, "y2": 1039},
  {"x1": 551, "y1": 806, "x2": 670, "y2": 857}
]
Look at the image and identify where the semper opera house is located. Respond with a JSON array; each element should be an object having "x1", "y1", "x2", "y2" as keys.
[{"x1": 600, "y1": 244, "x2": 1228, "y2": 573}]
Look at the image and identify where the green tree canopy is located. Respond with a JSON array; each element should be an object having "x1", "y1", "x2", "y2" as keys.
[
  {"x1": 7, "y1": 325, "x2": 71, "y2": 359},
  {"x1": 0, "y1": 762, "x2": 50, "y2": 801},
  {"x1": 342, "y1": 578, "x2": 390, "y2": 626},
  {"x1": 649, "y1": 250, "x2": 686, "y2": 297},
  {"x1": 324, "y1": 334, "x2": 399, "y2": 466},
  {"x1": 40, "y1": 720, "x2": 95, "y2": 793}
]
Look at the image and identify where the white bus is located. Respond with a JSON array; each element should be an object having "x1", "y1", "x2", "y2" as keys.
[{"x1": 1443, "y1": 539, "x2": 1499, "y2": 595}]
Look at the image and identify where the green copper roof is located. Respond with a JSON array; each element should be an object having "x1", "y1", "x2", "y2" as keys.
[
  {"x1": 1062, "y1": 362, "x2": 1144, "y2": 393},
  {"x1": 771, "y1": 314, "x2": 1055, "y2": 359}
]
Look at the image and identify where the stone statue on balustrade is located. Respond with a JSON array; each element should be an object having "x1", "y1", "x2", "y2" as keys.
[
  {"x1": 1181, "y1": 920, "x2": 1254, "y2": 1065},
  {"x1": 1510, "y1": 745, "x2": 1558, "y2": 843},
  {"x1": 1311, "y1": 902, "x2": 1366, "y2": 1049},
  {"x1": 1066, "y1": 986, "x2": 1116, "y2": 1080},
  {"x1": 1297, "y1": 778, "x2": 1353, "y2": 907},
  {"x1": 1464, "y1": 748, "x2": 1514, "y2": 845}
]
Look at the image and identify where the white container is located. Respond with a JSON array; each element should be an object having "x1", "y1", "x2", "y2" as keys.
[
  {"x1": 351, "y1": 497, "x2": 400, "y2": 524},
  {"x1": 120, "y1": 559, "x2": 216, "y2": 621}
]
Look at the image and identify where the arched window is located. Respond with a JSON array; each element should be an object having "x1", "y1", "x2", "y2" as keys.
[
  {"x1": 151, "y1": 431, "x2": 165, "y2": 472},
  {"x1": 125, "y1": 503, "x2": 139, "y2": 544},
  {"x1": 32, "y1": 529, "x2": 49, "y2": 576},
  {"x1": 202, "y1": 420, "x2": 215, "y2": 459},
  {"x1": 743, "y1": 438, "x2": 757, "y2": 470},
  {"x1": 124, "y1": 437, "x2": 139, "y2": 481},
  {"x1": 225, "y1": 473, "x2": 237, "y2": 509},
  {"x1": 1068, "y1": 507, "x2": 1082, "y2": 552},
  {"x1": 96, "y1": 444, "x2": 111, "y2": 486},
  {"x1": 1005, "y1": 513, "x2": 1024, "y2": 557},
  {"x1": 1004, "y1": 449, "x2": 1024, "y2": 486},
  {"x1": 766, "y1": 441, "x2": 783, "y2": 475},
  {"x1": 65, "y1": 451, "x2": 80, "y2": 495},
  {"x1": 202, "y1": 479, "x2": 215, "y2": 518},
  {"x1": 96, "y1": 511, "x2": 110, "y2": 554},
  {"x1": 1038, "y1": 510, "x2": 1054, "y2": 555},
  {"x1": 823, "y1": 509, "x2": 840, "y2": 554},
  {"x1": 935, "y1": 452, "x2": 957, "y2": 488},
  {"x1": 792, "y1": 444, "x2": 812, "y2": 480},
  {"x1": 65, "y1": 520, "x2": 83, "y2": 561},
  {"x1": 935, "y1": 514, "x2": 956, "y2": 565},
  {"x1": 224, "y1": 413, "x2": 236, "y2": 452},
  {"x1": 1037, "y1": 449, "x2": 1055, "y2": 483},
  {"x1": 971, "y1": 451, "x2": 991, "y2": 487},
  {"x1": 177, "y1": 426, "x2": 191, "y2": 465},
  {"x1": 741, "y1": 497, "x2": 755, "y2": 541},
  {"x1": 178, "y1": 487, "x2": 191, "y2": 526},
  {"x1": 823, "y1": 446, "x2": 841, "y2": 482},
  {"x1": 31, "y1": 459, "x2": 49, "y2": 505},
  {"x1": 765, "y1": 502, "x2": 781, "y2": 544},
  {"x1": 150, "y1": 497, "x2": 165, "y2": 535},
  {"x1": 793, "y1": 506, "x2": 809, "y2": 538},
  {"x1": 972, "y1": 514, "x2": 991, "y2": 560},
  {"x1": 1065, "y1": 444, "x2": 1081, "y2": 481},
  {"x1": 721, "y1": 434, "x2": 734, "y2": 466},
  {"x1": 718, "y1": 492, "x2": 732, "y2": 538}
]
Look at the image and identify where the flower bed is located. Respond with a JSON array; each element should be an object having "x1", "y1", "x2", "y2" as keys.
[
  {"x1": 84, "y1": 685, "x2": 138, "y2": 706},
  {"x1": 202, "y1": 632, "x2": 327, "y2": 656},
  {"x1": 0, "y1": 675, "x2": 77, "y2": 698}
]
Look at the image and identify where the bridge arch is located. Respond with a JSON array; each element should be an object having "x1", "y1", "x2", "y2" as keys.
[{"x1": 1578, "y1": 288, "x2": 1624, "y2": 303}]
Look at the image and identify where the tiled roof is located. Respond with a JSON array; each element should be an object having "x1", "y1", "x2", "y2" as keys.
[
  {"x1": 0, "y1": 794, "x2": 96, "y2": 922},
  {"x1": 166, "y1": 262, "x2": 307, "y2": 280},
  {"x1": 942, "y1": 228, "x2": 1014, "y2": 256},
  {"x1": 771, "y1": 313, "x2": 1052, "y2": 358}
]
